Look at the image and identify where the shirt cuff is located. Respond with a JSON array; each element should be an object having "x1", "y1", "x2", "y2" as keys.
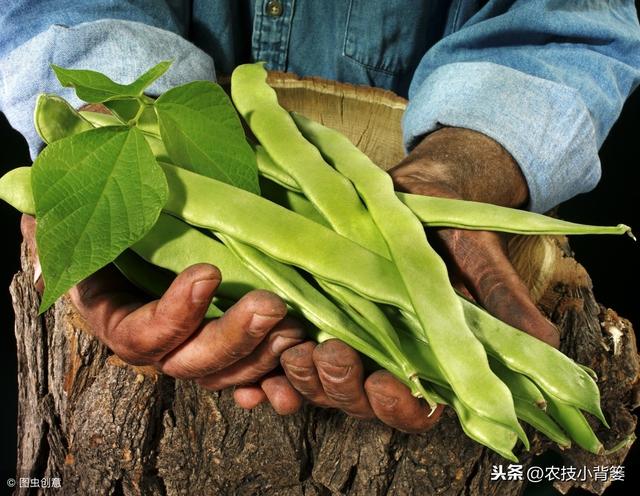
[
  {"x1": 403, "y1": 62, "x2": 602, "y2": 213},
  {"x1": 0, "y1": 19, "x2": 216, "y2": 159}
]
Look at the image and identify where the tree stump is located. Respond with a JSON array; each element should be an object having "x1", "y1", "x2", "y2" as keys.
[{"x1": 10, "y1": 75, "x2": 639, "y2": 495}]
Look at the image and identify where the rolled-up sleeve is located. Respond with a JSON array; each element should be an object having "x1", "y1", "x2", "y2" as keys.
[
  {"x1": 404, "y1": 0, "x2": 640, "y2": 212},
  {"x1": 0, "y1": 1, "x2": 215, "y2": 158}
]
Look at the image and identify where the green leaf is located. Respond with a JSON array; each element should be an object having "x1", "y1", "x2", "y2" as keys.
[
  {"x1": 32, "y1": 126, "x2": 168, "y2": 312},
  {"x1": 155, "y1": 80, "x2": 259, "y2": 193},
  {"x1": 104, "y1": 98, "x2": 142, "y2": 123},
  {"x1": 52, "y1": 60, "x2": 172, "y2": 103},
  {"x1": 34, "y1": 94, "x2": 94, "y2": 144}
]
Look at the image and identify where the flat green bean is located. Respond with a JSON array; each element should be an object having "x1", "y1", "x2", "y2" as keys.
[
  {"x1": 160, "y1": 162, "x2": 410, "y2": 309},
  {"x1": 132, "y1": 213, "x2": 264, "y2": 301},
  {"x1": 433, "y1": 385, "x2": 519, "y2": 462},
  {"x1": 255, "y1": 144, "x2": 301, "y2": 192},
  {"x1": 259, "y1": 177, "x2": 330, "y2": 228},
  {"x1": 545, "y1": 394, "x2": 603, "y2": 454},
  {"x1": 397, "y1": 193, "x2": 633, "y2": 237},
  {"x1": 489, "y1": 359, "x2": 547, "y2": 410},
  {"x1": 35, "y1": 94, "x2": 93, "y2": 144},
  {"x1": 460, "y1": 297, "x2": 606, "y2": 425},
  {"x1": 316, "y1": 278, "x2": 437, "y2": 405},
  {"x1": 513, "y1": 399, "x2": 571, "y2": 448},
  {"x1": 0, "y1": 167, "x2": 35, "y2": 215},
  {"x1": 231, "y1": 63, "x2": 390, "y2": 258}
]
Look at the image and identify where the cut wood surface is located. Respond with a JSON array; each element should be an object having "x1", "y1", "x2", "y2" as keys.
[{"x1": 10, "y1": 73, "x2": 639, "y2": 495}]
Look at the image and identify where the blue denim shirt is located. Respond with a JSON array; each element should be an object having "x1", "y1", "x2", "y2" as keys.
[{"x1": 1, "y1": 1, "x2": 639, "y2": 212}]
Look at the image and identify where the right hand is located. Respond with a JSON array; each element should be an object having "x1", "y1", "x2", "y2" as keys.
[{"x1": 20, "y1": 214, "x2": 306, "y2": 414}]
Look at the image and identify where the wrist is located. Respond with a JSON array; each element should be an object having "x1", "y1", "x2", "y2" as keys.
[{"x1": 390, "y1": 127, "x2": 529, "y2": 208}]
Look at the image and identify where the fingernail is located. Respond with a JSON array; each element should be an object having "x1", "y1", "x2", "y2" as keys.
[
  {"x1": 369, "y1": 391, "x2": 398, "y2": 408},
  {"x1": 317, "y1": 362, "x2": 351, "y2": 380},
  {"x1": 33, "y1": 260, "x2": 42, "y2": 284},
  {"x1": 248, "y1": 313, "x2": 278, "y2": 334},
  {"x1": 191, "y1": 278, "x2": 217, "y2": 304},
  {"x1": 271, "y1": 336, "x2": 303, "y2": 355}
]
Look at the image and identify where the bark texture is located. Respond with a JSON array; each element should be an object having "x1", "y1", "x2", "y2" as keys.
[{"x1": 10, "y1": 75, "x2": 639, "y2": 496}]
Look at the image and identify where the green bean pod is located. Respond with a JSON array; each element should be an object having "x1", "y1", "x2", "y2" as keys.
[
  {"x1": 0, "y1": 167, "x2": 35, "y2": 215},
  {"x1": 79, "y1": 110, "x2": 122, "y2": 127},
  {"x1": 460, "y1": 297, "x2": 606, "y2": 425},
  {"x1": 316, "y1": 279, "x2": 437, "y2": 406},
  {"x1": 231, "y1": 62, "x2": 390, "y2": 258},
  {"x1": 259, "y1": 176, "x2": 330, "y2": 228},
  {"x1": 489, "y1": 359, "x2": 547, "y2": 410},
  {"x1": 160, "y1": 162, "x2": 410, "y2": 309},
  {"x1": 293, "y1": 113, "x2": 522, "y2": 436},
  {"x1": 397, "y1": 193, "x2": 633, "y2": 237},
  {"x1": 35, "y1": 94, "x2": 93, "y2": 144},
  {"x1": 433, "y1": 385, "x2": 519, "y2": 462},
  {"x1": 390, "y1": 306, "x2": 529, "y2": 449},
  {"x1": 132, "y1": 213, "x2": 264, "y2": 301},
  {"x1": 513, "y1": 399, "x2": 571, "y2": 448},
  {"x1": 255, "y1": 144, "x2": 302, "y2": 193},
  {"x1": 545, "y1": 394, "x2": 604, "y2": 454}
]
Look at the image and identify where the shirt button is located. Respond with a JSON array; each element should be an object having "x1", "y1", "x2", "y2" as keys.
[{"x1": 266, "y1": 0, "x2": 283, "y2": 17}]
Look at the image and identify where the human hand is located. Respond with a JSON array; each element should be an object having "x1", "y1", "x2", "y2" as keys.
[
  {"x1": 20, "y1": 214, "x2": 306, "y2": 414},
  {"x1": 389, "y1": 127, "x2": 560, "y2": 348}
]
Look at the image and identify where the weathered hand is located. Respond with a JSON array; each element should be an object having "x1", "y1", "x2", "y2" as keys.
[
  {"x1": 279, "y1": 339, "x2": 444, "y2": 432},
  {"x1": 20, "y1": 214, "x2": 305, "y2": 414},
  {"x1": 389, "y1": 127, "x2": 560, "y2": 348}
]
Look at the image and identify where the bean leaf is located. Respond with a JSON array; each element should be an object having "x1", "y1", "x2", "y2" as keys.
[
  {"x1": 32, "y1": 126, "x2": 168, "y2": 312},
  {"x1": 155, "y1": 80, "x2": 260, "y2": 193},
  {"x1": 52, "y1": 60, "x2": 172, "y2": 103}
]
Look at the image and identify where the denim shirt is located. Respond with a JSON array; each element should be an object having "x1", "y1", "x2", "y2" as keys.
[{"x1": 1, "y1": 1, "x2": 639, "y2": 212}]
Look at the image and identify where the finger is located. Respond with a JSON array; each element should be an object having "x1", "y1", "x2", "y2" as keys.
[
  {"x1": 312, "y1": 340, "x2": 374, "y2": 419},
  {"x1": 436, "y1": 228, "x2": 559, "y2": 348},
  {"x1": 233, "y1": 385, "x2": 268, "y2": 410},
  {"x1": 196, "y1": 317, "x2": 305, "y2": 391},
  {"x1": 281, "y1": 342, "x2": 332, "y2": 407},
  {"x1": 70, "y1": 263, "x2": 220, "y2": 365},
  {"x1": 260, "y1": 374, "x2": 304, "y2": 415},
  {"x1": 364, "y1": 371, "x2": 444, "y2": 433},
  {"x1": 160, "y1": 289, "x2": 287, "y2": 379}
]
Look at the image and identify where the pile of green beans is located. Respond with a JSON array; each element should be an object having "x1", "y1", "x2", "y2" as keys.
[{"x1": 1, "y1": 62, "x2": 633, "y2": 462}]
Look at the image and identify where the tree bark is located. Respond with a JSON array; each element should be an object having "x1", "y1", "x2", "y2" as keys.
[{"x1": 10, "y1": 75, "x2": 640, "y2": 496}]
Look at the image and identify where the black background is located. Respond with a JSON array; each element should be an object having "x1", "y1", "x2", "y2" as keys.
[{"x1": 1, "y1": 29, "x2": 639, "y2": 496}]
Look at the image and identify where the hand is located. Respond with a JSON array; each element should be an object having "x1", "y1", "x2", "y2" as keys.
[
  {"x1": 280, "y1": 339, "x2": 445, "y2": 432},
  {"x1": 389, "y1": 127, "x2": 560, "y2": 348},
  {"x1": 20, "y1": 214, "x2": 305, "y2": 414}
]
